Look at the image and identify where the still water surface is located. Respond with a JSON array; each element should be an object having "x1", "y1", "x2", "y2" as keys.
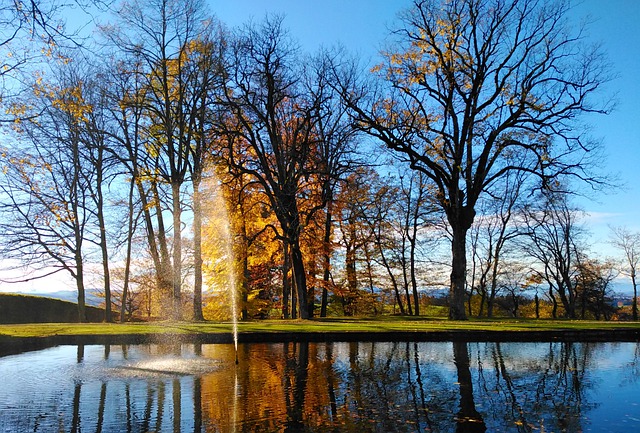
[{"x1": 0, "y1": 341, "x2": 639, "y2": 432}]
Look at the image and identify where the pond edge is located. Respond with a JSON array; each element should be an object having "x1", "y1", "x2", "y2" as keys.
[{"x1": 2, "y1": 328, "x2": 639, "y2": 357}]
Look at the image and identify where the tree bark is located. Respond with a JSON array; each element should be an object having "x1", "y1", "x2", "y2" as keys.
[
  {"x1": 320, "y1": 200, "x2": 333, "y2": 317},
  {"x1": 632, "y1": 271, "x2": 638, "y2": 321},
  {"x1": 192, "y1": 176, "x2": 204, "y2": 321},
  {"x1": 75, "y1": 255, "x2": 87, "y2": 323},
  {"x1": 151, "y1": 180, "x2": 173, "y2": 315},
  {"x1": 120, "y1": 177, "x2": 136, "y2": 323},
  {"x1": 95, "y1": 144, "x2": 112, "y2": 322},
  {"x1": 282, "y1": 242, "x2": 291, "y2": 319},
  {"x1": 401, "y1": 230, "x2": 413, "y2": 316},
  {"x1": 449, "y1": 223, "x2": 469, "y2": 320},
  {"x1": 376, "y1": 237, "x2": 405, "y2": 315},
  {"x1": 171, "y1": 181, "x2": 183, "y2": 320},
  {"x1": 409, "y1": 232, "x2": 420, "y2": 316},
  {"x1": 291, "y1": 239, "x2": 309, "y2": 319}
]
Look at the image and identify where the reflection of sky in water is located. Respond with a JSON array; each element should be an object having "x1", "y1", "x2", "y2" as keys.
[
  {"x1": 0, "y1": 342, "x2": 639, "y2": 432},
  {"x1": 587, "y1": 345, "x2": 640, "y2": 430}
]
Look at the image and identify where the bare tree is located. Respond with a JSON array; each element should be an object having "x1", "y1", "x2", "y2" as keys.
[
  {"x1": 574, "y1": 255, "x2": 618, "y2": 320},
  {"x1": 469, "y1": 170, "x2": 528, "y2": 317},
  {"x1": 394, "y1": 169, "x2": 440, "y2": 315},
  {"x1": 610, "y1": 226, "x2": 640, "y2": 320},
  {"x1": 496, "y1": 260, "x2": 529, "y2": 318},
  {"x1": 356, "y1": 169, "x2": 407, "y2": 314},
  {"x1": 310, "y1": 52, "x2": 361, "y2": 317},
  {"x1": 335, "y1": 169, "x2": 377, "y2": 315},
  {"x1": 522, "y1": 193, "x2": 586, "y2": 318},
  {"x1": 0, "y1": 1, "x2": 61, "y2": 99},
  {"x1": 334, "y1": 0, "x2": 610, "y2": 319},
  {"x1": 78, "y1": 67, "x2": 118, "y2": 322},
  {"x1": 0, "y1": 1, "x2": 113, "y2": 105},
  {"x1": 101, "y1": 54, "x2": 173, "y2": 321},
  {"x1": 0, "y1": 63, "x2": 99, "y2": 322},
  {"x1": 218, "y1": 17, "x2": 327, "y2": 319},
  {"x1": 102, "y1": 0, "x2": 216, "y2": 319},
  {"x1": 183, "y1": 26, "x2": 228, "y2": 321}
]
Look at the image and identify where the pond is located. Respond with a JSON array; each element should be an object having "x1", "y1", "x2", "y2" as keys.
[{"x1": 0, "y1": 341, "x2": 639, "y2": 432}]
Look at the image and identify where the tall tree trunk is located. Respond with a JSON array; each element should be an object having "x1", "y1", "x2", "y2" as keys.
[
  {"x1": 291, "y1": 268, "x2": 298, "y2": 320},
  {"x1": 320, "y1": 201, "x2": 333, "y2": 318},
  {"x1": 487, "y1": 279, "x2": 495, "y2": 318},
  {"x1": 478, "y1": 283, "x2": 486, "y2": 317},
  {"x1": 171, "y1": 181, "x2": 183, "y2": 320},
  {"x1": 487, "y1": 230, "x2": 508, "y2": 319},
  {"x1": 580, "y1": 282, "x2": 587, "y2": 319},
  {"x1": 364, "y1": 245, "x2": 378, "y2": 315},
  {"x1": 151, "y1": 180, "x2": 173, "y2": 315},
  {"x1": 487, "y1": 288, "x2": 495, "y2": 318},
  {"x1": 75, "y1": 251, "x2": 87, "y2": 323},
  {"x1": 280, "y1": 196, "x2": 309, "y2": 319},
  {"x1": 409, "y1": 236, "x2": 420, "y2": 316},
  {"x1": 282, "y1": 242, "x2": 291, "y2": 319},
  {"x1": 135, "y1": 178, "x2": 167, "y2": 316},
  {"x1": 69, "y1": 131, "x2": 86, "y2": 323},
  {"x1": 345, "y1": 237, "x2": 357, "y2": 316},
  {"x1": 192, "y1": 176, "x2": 204, "y2": 321},
  {"x1": 558, "y1": 279, "x2": 576, "y2": 319},
  {"x1": 468, "y1": 287, "x2": 475, "y2": 317},
  {"x1": 95, "y1": 145, "x2": 112, "y2": 322},
  {"x1": 449, "y1": 223, "x2": 469, "y2": 320},
  {"x1": 632, "y1": 271, "x2": 638, "y2": 321},
  {"x1": 120, "y1": 177, "x2": 136, "y2": 323},
  {"x1": 550, "y1": 285, "x2": 558, "y2": 318},
  {"x1": 376, "y1": 236, "x2": 405, "y2": 315},
  {"x1": 291, "y1": 239, "x2": 309, "y2": 319},
  {"x1": 401, "y1": 237, "x2": 413, "y2": 316},
  {"x1": 409, "y1": 182, "x2": 423, "y2": 316}
]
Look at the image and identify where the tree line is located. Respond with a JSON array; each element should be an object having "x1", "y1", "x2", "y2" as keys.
[{"x1": 0, "y1": 0, "x2": 633, "y2": 322}]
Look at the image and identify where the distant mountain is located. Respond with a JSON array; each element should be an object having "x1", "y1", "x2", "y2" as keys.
[{"x1": 26, "y1": 289, "x2": 104, "y2": 307}]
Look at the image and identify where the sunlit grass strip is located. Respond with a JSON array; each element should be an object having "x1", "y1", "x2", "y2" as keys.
[{"x1": 2, "y1": 318, "x2": 640, "y2": 339}]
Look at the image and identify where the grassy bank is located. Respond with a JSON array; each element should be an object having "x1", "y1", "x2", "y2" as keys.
[{"x1": 3, "y1": 317, "x2": 640, "y2": 339}]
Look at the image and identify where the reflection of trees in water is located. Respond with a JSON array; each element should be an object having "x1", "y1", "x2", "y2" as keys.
[
  {"x1": 71, "y1": 380, "x2": 81, "y2": 433},
  {"x1": 0, "y1": 341, "x2": 626, "y2": 432},
  {"x1": 220, "y1": 341, "x2": 596, "y2": 432},
  {"x1": 283, "y1": 341, "x2": 309, "y2": 432},
  {"x1": 626, "y1": 342, "x2": 640, "y2": 383},
  {"x1": 328, "y1": 341, "x2": 461, "y2": 432},
  {"x1": 341, "y1": 341, "x2": 415, "y2": 431},
  {"x1": 453, "y1": 341, "x2": 486, "y2": 432},
  {"x1": 70, "y1": 344, "x2": 195, "y2": 433},
  {"x1": 474, "y1": 342, "x2": 595, "y2": 432}
]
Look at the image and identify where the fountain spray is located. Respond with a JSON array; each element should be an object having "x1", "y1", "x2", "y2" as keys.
[
  {"x1": 232, "y1": 287, "x2": 239, "y2": 365},
  {"x1": 220, "y1": 183, "x2": 239, "y2": 366},
  {"x1": 207, "y1": 177, "x2": 240, "y2": 366},
  {"x1": 227, "y1": 222, "x2": 239, "y2": 365}
]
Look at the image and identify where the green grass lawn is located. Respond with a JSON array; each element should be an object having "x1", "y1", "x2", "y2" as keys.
[{"x1": 2, "y1": 317, "x2": 640, "y2": 339}]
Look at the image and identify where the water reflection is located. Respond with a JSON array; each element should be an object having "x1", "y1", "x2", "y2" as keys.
[
  {"x1": 0, "y1": 341, "x2": 639, "y2": 432},
  {"x1": 453, "y1": 341, "x2": 486, "y2": 432}
]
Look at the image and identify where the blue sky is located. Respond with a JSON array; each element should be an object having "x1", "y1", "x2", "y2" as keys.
[
  {"x1": 569, "y1": 0, "x2": 640, "y2": 249},
  {"x1": 213, "y1": 0, "x2": 640, "y2": 258},
  {"x1": 212, "y1": 0, "x2": 399, "y2": 57}
]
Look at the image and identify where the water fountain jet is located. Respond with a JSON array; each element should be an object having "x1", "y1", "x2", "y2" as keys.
[{"x1": 203, "y1": 177, "x2": 240, "y2": 362}]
